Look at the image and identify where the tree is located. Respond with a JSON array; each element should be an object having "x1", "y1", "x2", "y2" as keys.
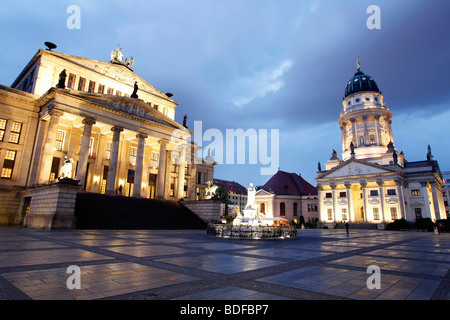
[{"x1": 215, "y1": 186, "x2": 232, "y2": 217}]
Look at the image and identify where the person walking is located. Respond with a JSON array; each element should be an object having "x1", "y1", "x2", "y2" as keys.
[{"x1": 345, "y1": 222, "x2": 349, "y2": 236}]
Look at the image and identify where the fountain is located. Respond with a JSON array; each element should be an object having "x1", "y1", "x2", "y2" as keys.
[{"x1": 206, "y1": 183, "x2": 297, "y2": 240}]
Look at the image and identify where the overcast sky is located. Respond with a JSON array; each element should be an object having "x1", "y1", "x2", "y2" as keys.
[{"x1": 1, "y1": 0, "x2": 449, "y2": 189}]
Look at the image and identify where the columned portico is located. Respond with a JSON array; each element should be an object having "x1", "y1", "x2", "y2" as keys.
[
  {"x1": 105, "y1": 126, "x2": 123, "y2": 195},
  {"x1": 37, "y1": 110, "x2": 63, "y2": 185}
]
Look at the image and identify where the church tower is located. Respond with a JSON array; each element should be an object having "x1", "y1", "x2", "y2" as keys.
[{"x1": 338, "y1": 60, "x2": 402, "y2": 165}]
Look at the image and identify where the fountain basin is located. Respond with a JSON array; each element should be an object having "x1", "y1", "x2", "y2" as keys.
[{"x1": 206, "y1": 224, "x2": 297, "y2": 240}]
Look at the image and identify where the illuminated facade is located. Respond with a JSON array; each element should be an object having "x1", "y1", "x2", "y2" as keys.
[
  {"x1": 316, "y1": 64, "x2": 446, "y2": 226},
  {"x1": 0, "y1": 46, "x2": 214, "y2": 226}
]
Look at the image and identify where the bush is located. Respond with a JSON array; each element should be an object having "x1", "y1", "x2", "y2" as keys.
[
  {"x1": 386, "y1": 218, "x2": 412, "y2": 231},
  {"x1": 413, "y1": 218, "x2": 435, "y2": 232},
  {"x1": 436, "y1": 219, "x2": 450, "y2": 232}
]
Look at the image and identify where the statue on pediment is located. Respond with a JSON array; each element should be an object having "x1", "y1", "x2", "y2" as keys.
[
  {"x1": 111, "y1": 45, "x2": 124, "y2": 63},
  {"x1": 131, "y1": 81, "x2": 139, "y2": 98}
]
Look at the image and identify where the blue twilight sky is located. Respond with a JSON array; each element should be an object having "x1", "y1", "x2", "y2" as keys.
[{"x1": 1, "y1": 0, "x2": 449, "y2": 188}]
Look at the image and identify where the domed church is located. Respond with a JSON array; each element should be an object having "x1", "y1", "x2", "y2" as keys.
[{"x1": 315, "y1": 60, "x2": 447, "y2": 227}]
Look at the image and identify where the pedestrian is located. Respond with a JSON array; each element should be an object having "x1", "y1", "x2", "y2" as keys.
[{"x1": 345, "y1": 222, "x2": 349, "y2": 236}]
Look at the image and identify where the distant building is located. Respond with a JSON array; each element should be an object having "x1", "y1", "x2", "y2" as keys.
[
  {"x1": 316, "y1": 62, "x2": 446, "y2": 226},
  {"x1": 213, "y1": 178, "x2": 247, "y2": 214},
  {"x1": 255, "y1": 170, "x2": 319, "y2": 224}
]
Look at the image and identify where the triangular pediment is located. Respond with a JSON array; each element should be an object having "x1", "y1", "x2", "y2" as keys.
[
  {"x1": 42, "y1": 88, "x2": 187, "y2": 132},
  {"x1": 41, "y1": 50, "x2": 176, "y2": 104},
  {"x1": 317, "y1": 159, "x2": 399, "y2": 180},
  {"x1": 255, "y1": 189, "x2": 274, "y2": 197}
]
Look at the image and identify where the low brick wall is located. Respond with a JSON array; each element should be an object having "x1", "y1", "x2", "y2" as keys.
[
  {"x1": 180, "y1": 199, "x2": 222, "y2": 223},
  {"x1": 22, "y1": 181, "x2": 81, "y2": 229}
]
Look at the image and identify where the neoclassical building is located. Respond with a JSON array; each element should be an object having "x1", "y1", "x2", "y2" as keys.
[
  {"x1": 255, "y1": 170, "x2": 319, "y2": 225},
  {"x1": 316, "y1": 62, "x2": 446, "y2": 226},
  {"x1": 0, "y1": 45, "x2": 215, "y2": 227}
]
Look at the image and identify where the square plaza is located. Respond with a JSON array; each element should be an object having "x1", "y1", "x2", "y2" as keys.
[{"x1": 0, "y1": 227, "x2": 448, "y2": 300}]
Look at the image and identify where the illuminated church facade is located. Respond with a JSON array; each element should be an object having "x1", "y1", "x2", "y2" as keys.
[
  {"x1": 316, "y1": 62, "x2": 447, "y2": 226},
  {"x1": 0, "y1": 45, "x2": 214, "y2": 227}
]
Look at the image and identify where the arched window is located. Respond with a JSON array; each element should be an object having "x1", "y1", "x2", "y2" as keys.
[{"x1": 280, "y1": 202, "x2": 286, "y2": 216}]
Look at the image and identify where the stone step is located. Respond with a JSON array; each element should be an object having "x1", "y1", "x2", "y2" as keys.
[{"x1": 74, "y1": 192, "x2": 206, "y2": 230}]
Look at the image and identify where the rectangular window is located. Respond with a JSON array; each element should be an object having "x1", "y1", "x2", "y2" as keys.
[
  {"x1": 387, "y1": 189, "x2": 396, "y2": 196},
  {"x1": 78, "y1": 77, "x2": 86, "y2": 91},
  {"x1": 369, "y1": 134, "x2": 376, "y2": 145},
  {"x1": 414, "y1": 208, "x2": 422, "y2": 219},
  {"x1": 67, "y1": 73, "x2": 76, "y2": 89},
  {"x1": 107, "y1": 88, "x2": 114, "y2": 95},
  {"x1": 411, "y1": 189, "x2": 421, "y2": 196},
  {"x1": 327, "y1": 208, "x2": 333, "y2": 221},
  {"x1": 342, "y1": 208, "x2": 347, "y2": 221},
  {"x1": 56, "y1": 130, "x2": 65, "y2": 151},
  {"x1": 390, "y1": 207, "x2": 398, "y2": 220},
  {"x1": 0, "y1": 118, "x2": 7, "y2": 141},
  {"x1": 1, "y1": 150, "x2": 17, "y2": 179},
  {"x1": 101, "y1": 166, "x2": 109, "y2": 194},
  {"x1": 373, "y1": 207, "x2": 380, "y2": 220},
  {"x1": 325, "y1": 192, "x2": 332, "y2": 198},
  {"x1": 9, "y1": 121, "x2": 22, "y2": 144},
  {"x1": 129, "y1": 147, "x2": 137, "y2": 166},
  {"x1": 105, "y1": 141, "x2": 112, "y2": 160},
  {"x1": 49, "y1": 157, "x2": 60, "y2": 182},
  {"x1": 116, "y1": 90, "x2": 122, "y2": 96},
  {"x1": 88, "y1": 81, "x2": 96, "y2": 93},
  {"x1": 98, "y1": 84, "x2": 105, "y2": 94},
  {"x1": 280, "y1": 203, "x2": 286, "y2": 216},
  {"x1": 370, "y1": 190, "x2": 379, "y2": 197},
  {"x1": 339, "y1": 191, "x2": 347, "y2": 198}
]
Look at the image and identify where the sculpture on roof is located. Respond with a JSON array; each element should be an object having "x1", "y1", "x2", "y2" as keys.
[
  {"x1": 56, "y1": 69, "x2": 67, "y2": 89},
  {"x1": 111, "y1": 45, "x2": 124, "y2": 63},
  {"x1": 131, "y1": 81, "x2": 139, "y2": 98}
]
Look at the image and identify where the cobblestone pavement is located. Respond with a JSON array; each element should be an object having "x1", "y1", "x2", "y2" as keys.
[{"x1": 0, "y1": 227, "x2": 448, "y2": 300}]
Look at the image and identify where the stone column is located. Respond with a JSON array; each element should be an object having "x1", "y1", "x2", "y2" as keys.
[
  {"x1": 421, "y1": 182, "x2": 433, "y2": 220},
  {"x1": 375, "y1": 116, "x2": 382, "y2": 146},
  {"x1": 156, "y1": 139, "x2": 168, "y2": 199},
  {"x1": 345, "y1": 183, "x2": 352, "y2": 222},
  {"x1": 360, "y1": 181, "x2": 367, "y2": 222},
  {"x1": 341, "y1": 124, "x2": 347, "y2": 152},
  {"x1": 331, "y1": 184, "x2": 337, "y2": 222},
  {"x1": 38, "y1": 110, "x2": 63, "y2": 185},
  {"x1": 388, "y1": 119, "x2": 394, "y2": 144},
  {"x1": 105, "y1": 126, "x2": 123, "y2": 195},
  {"x1": 133, "y1": 133, "x2": 148, "y2": 197},
  {"x1": 350, "y1": 119, "x2": 357, "y2": 146},
  {"x1": 76, "y1": 118, "x2": 96, "y2": 188},
  {"x1": 363, "y1": 116, "x2": 369, "y2": 146},
  {"x1": 429, "y1": 181, "x2": 441, "y2": 221},
  {"x1": 176, "y1": 147, "x2": 186, "y2": 199},
  {"x1": 395, "y1": 179, "x2": 406, "y2": 220},
  {"x1": 377, "y1": 180, "x2": 385, "y2": 223}
]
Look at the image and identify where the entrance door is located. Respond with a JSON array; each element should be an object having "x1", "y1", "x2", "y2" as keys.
[{"x1": 360, "y1": 206, "x2": 365, "y2": 222}]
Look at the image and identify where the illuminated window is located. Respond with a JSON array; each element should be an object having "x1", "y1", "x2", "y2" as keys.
[
  {"x1": 88, "y1": 81, "x2": 96, "y2": 93},
  {"x1": 373, "y1": 207, "x2": 380, "y2": 220},
  {"x1": 55, "y1": 130, "x2": 65, "y2": 151},
  {"x1": 116, "y1": 90, "x2": 122, "y2": 96},
  {"x1": 107, "y1": 88, "x2": 114, "y2": 95},
  {"x1": 411, "y1": 189, "x2": 421, "y2": 196},
  {"x1": 105, "y1": 141, "x2": 112, "y2": 160},
  {"x1": 98, "y1": 84, "x2": 105, "y2": 94},
  {"x1": 370, "y1": 190, "x2": 379, "y2": 197},
  {"x1": 129, "y1": 147, "x2": 137, "y2": 166},
  {"x1": 387, "y1": 189, "x2": 396, "y2": 196},
  {"x1": 342, "y1": 208, "x2": 347, "y2": 221},
  {"x1": 327, "y1": 208, "x2": 333, "y2": 220},
  {"x1": 390, "y1": 207, "x2": 398, "y2": 220},
  {"x1": 369, "y1": 134, "x2": 375, "y2": 144},
  {"x1": 0, "y1": 118, "x2": 7, "y2": 141},
  {"x1": 9, "y1": 121, "x2": 22, "y2": 144},
  {"x1": 67, "y1": 74, "x2": 76, "y2": 89},
  {"x1": 1, "y1": 150, "x2": 17, "y2": 179},
  {"x1": 78, "y1": 77, "x2": 86, "y2": 91}
]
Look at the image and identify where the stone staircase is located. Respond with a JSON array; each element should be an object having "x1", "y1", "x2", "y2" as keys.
[{"x1": 74, "y1": 192, "x2": 206, "y2": 230}]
